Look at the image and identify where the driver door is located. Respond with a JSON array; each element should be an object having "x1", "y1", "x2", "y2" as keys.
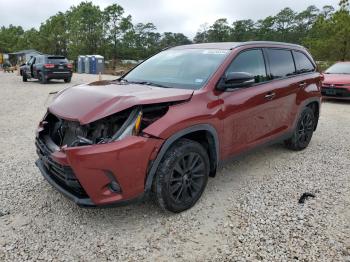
[
  {"x1": 31, "y1": 56, "x2": 37, "y2": 78},
  {"x1": 218, "y1": 49, "x2": 279, "y2": 156},
  {"x1": 25, "y1": 57, "x2": 34, "y2": 78}
]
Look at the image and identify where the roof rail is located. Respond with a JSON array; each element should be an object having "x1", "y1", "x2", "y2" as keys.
[{"x1": 233, "y1": 41, "x2": 303, "y2": 49}]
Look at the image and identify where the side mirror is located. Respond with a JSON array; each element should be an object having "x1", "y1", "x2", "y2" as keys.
[
  {"x1": 217, "y1": 72, "x2": 255, "y2": 91},
  {"x1": 225, "y1": 72, "x2": 255, "y2": 84}
]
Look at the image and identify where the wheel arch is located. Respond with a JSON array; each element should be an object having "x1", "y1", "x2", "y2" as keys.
[
  {"x1": 144, "y1": 124, "x2": 220, "y2": 193},
  {"x1": 294, "y1": 97, "x2": 321, "y2": 131}
]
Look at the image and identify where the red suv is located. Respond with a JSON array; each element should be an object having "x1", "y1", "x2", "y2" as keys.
[{"x1": 35, "y1": 42, "x2": 322, "y2": 212}]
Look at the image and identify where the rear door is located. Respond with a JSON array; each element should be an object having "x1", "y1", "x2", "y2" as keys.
[{"x1": 264, "y1": 48, "x2": 300, "y2": 134}]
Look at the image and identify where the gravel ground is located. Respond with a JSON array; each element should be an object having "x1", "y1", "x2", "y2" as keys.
[{"x1": 0, "y1": 71, "x2": 349, "y2": 261}]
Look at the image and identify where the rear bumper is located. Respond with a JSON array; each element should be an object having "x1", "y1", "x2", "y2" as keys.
[
  {"x1": 35, "y1": 135, "x2": 163, "y2": 207},
  {"x1": 45, "y1": 71, "x2": 72, "y2": 79}
]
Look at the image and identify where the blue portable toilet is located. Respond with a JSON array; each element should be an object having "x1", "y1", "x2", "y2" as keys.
[
  {"x1": 84, "y1": 56, "x2": 92, "y2": 74},
  {"x1": 77, "y1": 55, "x2": 85, "y2": 73},
  {"x1": 91, "y1": 56, "x2": 96, "y2": 74},
  {"x1": 91, "y1": 55, "x2": 104, "y2": 74},
  {"x1": 89, "y1": 56, "x2": 94, "y2": 74}
]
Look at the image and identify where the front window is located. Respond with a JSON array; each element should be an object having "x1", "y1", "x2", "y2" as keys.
[
  {"x1": 325, "y1": 63, "x2": 350, "y2": 74},
  {"x1": 123, "y1": 49, "x2": 230, "y2": 90},
  {"x1": 226, "y1": 49, "x2": 268, "y2": 83}
]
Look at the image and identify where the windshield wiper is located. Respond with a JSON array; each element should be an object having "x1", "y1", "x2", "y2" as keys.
[
  {"x1": 125, "y1": 80, "x2": 171, "y2": 88},
  {"x1": 116, "y1": 77, "x2": 171, "y2": 88}
]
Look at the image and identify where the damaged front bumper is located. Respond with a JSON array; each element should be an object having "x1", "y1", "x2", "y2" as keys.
[
  {"x1": 35, "y1": 133, "x2": 163, "y2": 207},
  {"x1": 35, "y1": 159, "x2": 95, "y2": 206}
]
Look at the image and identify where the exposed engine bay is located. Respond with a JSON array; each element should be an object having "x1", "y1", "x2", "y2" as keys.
[{"x1": 41, "y1": 104, "x2": 169, "y2": 147}]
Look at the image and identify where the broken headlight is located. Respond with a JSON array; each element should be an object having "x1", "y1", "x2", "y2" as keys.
[
  {"x1": 110, "y1": 107, "x2": 143, "y2": 141},
  {"x1": 44, "y1": 104, "x2": 169, "y2": 147}
]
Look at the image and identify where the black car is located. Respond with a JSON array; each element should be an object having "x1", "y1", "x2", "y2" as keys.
[{"x1": 22, "y1": 55, "x2": 73, "y2": 84}]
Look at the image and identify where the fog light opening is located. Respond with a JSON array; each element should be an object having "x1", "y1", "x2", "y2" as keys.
[
  {"x1": 104, "y1": 170, "x2": 122, "y2": 193},
  {"x1": 109, "y1": 181, "x2": 121, "y2": 193}
]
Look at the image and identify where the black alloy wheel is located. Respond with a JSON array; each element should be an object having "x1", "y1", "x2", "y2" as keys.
[
  {"x1": 285, "y1": 107, "x2": 315, "y2": 150},
  {"x1": 153, "y1": 138, "x2": 209, "y2": 213},
  {"x1": 297, "y1": 111, "x2": 314, "y2": 145},
  {"x1": 169, "y1": 152, "x2": 206, "y2": 204}
]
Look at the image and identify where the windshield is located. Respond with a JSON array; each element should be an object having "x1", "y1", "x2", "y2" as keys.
[
  {"x1": 325, "y1": 63, "x2": 350, "y2": 74},
  {"x1": 123, "y1": 49, "x2": 230, "y2": 89}
]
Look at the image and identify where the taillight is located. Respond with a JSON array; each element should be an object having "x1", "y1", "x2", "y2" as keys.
[
  {"x1": 44, "y1": 64, "x2": 55, "y2": 69},
  {"x1": 67, "y1": 64, "x2": 73, "y2": 69}
]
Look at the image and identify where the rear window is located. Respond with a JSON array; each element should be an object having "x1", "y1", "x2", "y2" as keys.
[
  {"x1": 293, "y1": 51, "x2": 315, "y2": 73},
  {"x1": 46, "y1": 56, "x2": 68, "y2": 63},
  {"x1": 267, "y1": 49, "x2": 295, "y2": 78}
]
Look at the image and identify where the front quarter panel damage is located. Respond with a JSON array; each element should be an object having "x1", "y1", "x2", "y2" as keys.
[{"x1": 59, "y1": 136, "x2": 163, "y2": 204}]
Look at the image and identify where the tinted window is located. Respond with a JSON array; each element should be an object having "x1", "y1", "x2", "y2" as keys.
[
  {"x1": 226, "y1": 49, "x2": 267, "y2": 83},
  {"x1": 267, "y1": 49, "x2": 295, "y2": 78},
  {"x1": 293, "y1": 51, "x2": 315, "y2": 73},
  {"x1": 46, "y1": 56, "x2": 68, "y2": 64}
]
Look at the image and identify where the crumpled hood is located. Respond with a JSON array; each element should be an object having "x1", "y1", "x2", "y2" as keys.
[
  {"x1": 49, "y1": 82, "x2": 193, "y2": 124},
  {"x1": 323, "y1": 74, "x2": 350, "y2": 85}
]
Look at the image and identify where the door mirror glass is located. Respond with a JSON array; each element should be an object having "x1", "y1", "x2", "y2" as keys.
[
  {"x1": 225, "y1": 72, "x2": 255, "y2": 85},
  {"x1": 217, "y1": 72, "x2": 255, "y2": 91}
]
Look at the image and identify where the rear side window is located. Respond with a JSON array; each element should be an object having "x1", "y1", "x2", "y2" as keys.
[
  {"x1": 267, "y1": 49, "x2": 295, "y2": 78},
  {"x1": 293, "y1": 51, "x2": 315, "y2": 73},
  {"x1": 226, "y1": 49, "x2": 267, "y2": 83}
]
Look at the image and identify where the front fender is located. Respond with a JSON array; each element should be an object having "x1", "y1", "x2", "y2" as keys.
[{"x1": 144, "y1": 124, "x2": 220, "y2": 193}]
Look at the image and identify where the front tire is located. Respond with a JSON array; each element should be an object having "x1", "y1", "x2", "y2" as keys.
[
  {"x1": 153, "y1": 138, "x2": 209, "y2": 213},
  {"x1": 285, "y1": 107, "x2": 315, "y2": 151},
  {"x1": 22, "y1": 74, "x2": 27, "y2": 82}
]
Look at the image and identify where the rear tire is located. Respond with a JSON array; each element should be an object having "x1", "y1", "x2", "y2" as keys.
[
  {"x1": 22, "y1": 74, "x2": 27, "y2": 82},
  {"x1": 64, "y1": 77, "x2": 71, "y2": 83},
  {"x1": 152, "y1": 138, "x2": 209, "y2": 213},
  {"x1": 284, "y1": 107, "x2": 315, "y2": 151},
  {"x1": 39, "y1": 72, "x2": 47, "y2": 84}
]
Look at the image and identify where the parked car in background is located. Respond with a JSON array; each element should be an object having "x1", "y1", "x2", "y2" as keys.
[
  {"x1": 35, "y1": 41, "x2": 322, "y2": 213},
  {"x1": 22, "y1": 55, "x2": 73, "y2": 84},
  {"x1": 322, "y1": 62, "x2": 350, "y2": 100}
]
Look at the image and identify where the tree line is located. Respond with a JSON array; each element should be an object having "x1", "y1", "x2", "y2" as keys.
[
  {"x1": 0, "y1": 2, "x2": 191, "y2": 60},
  {"x1": 194, "y1": 0, "x2": 350, "y2": 61},
  {"x1": 0, "y1": 0, "x2": 349, "y2": 62}
]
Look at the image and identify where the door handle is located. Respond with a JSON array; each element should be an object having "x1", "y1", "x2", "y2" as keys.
[
  {"x1": 299, "y1": 82, "x2": 307, "y2": 87},
  {"x1": 265, "y1": 92, "x2": 276, "y2": 100}
]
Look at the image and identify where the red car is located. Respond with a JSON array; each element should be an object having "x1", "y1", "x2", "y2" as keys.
[
  {"x1": 321, "y1": 62, "x2": 350, "y2": 99},
  {"x1": 36, "y1": 42, "x2": 322, "y2": 212}
]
